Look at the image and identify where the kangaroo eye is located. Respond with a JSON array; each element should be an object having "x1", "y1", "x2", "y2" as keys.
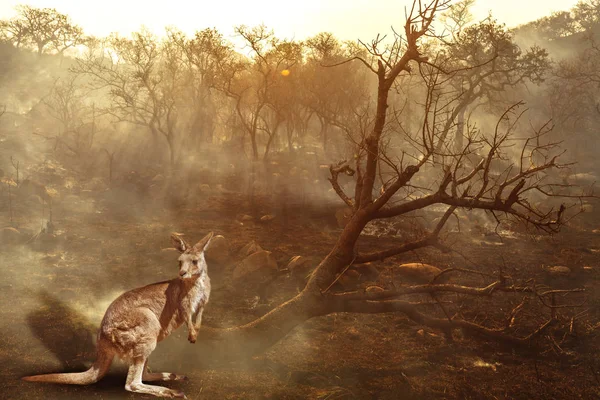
[{"x1": 192, "y1": 260, "x2": 198, "y2": 266}]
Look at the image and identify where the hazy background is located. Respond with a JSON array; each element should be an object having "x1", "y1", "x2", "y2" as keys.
[{"x1": 0, "y1": 0, "x2": 583, "y2": 42}]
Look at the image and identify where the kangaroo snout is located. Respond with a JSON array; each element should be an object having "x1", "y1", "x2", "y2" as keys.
[{"x1": 179, "y1": 270, "x2": 188, "y2": 278}]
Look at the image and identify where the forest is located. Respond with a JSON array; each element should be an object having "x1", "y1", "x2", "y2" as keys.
[{"x1": 0, "y1": 0, "x2": 599, "y2": 398}]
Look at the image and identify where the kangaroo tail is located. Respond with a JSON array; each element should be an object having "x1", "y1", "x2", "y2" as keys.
[{"x1": 22, "y1": 348, "x2": 114, "y2": 385}]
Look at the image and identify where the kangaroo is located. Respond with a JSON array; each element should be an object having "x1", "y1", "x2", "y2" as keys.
[{"x1": 23, "y1": 232, "x2": 214, "y2": 399}]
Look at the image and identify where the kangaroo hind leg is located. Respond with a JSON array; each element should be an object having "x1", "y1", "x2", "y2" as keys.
[{"x1": 126, "y1": 358, "x2": 186, "y2": 399}]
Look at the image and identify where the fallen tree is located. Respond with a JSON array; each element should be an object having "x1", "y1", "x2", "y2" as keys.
[{"x1": 194, "y1": 0, "x2": 593, "y2": 360}]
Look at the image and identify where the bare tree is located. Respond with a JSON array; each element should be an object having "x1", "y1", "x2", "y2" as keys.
[
  {"x1": 0, "y1": 18, "x2": 29, "y2": 49},
  {"x1": 546, "y1": 34, "x2": 600, "y2": 174},
  {"x1": 218, "y1": 25, "x2": 301, "y2": 161},
  {"x1": 304, "y1": 33, "x2": 371, "y2": 155},
  {"x1": 41, "y1": 74, "x2": 91, "y2": 154},
  {"x1": 434, "y1": 18, "x2": 549, "y2": 153},
  {"x1": 75, "y1": 30, "x2": 190, "y2": 169},
  {"x1": 189, "y1": 1, "x2": 589, "y2": 360},
  {"x1": 0, "y1": 5, "x2": 85, "y2": 54},
  {"x1": 572, "y1": 0, "x2": 600, "y2": 32},
  {"x1": 169, "y1": 28, "x2": 233, "y2": 149}
]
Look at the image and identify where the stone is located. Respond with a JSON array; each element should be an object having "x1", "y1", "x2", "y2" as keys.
[
  {"x1": 238, "y1": 240, "x2": 263, "y2": 258},
  {"x1": 338, "y1": 269, "x2": 361, "y2": 290},
  {"x1": 260, "y1": 214, "x2": 276, "y2": 222},
  {"x1": 152, "y1": 174, "x2": 165, "y2": 183},
  {"x1": 346, "y1": 326, "x2": 361, "y2": 340},
  {"x1": 365, "y1": 285, "x2": 385, "y2": 294},
  {"x1": 393, "y1": 263, "x2": 448, "y2": 285},
  {"x1": 287, "y1": 256, "x2": 312, "y2": 281},
  {"x1": 233, "y1": 250, "x2": 278, "y2": 281},
  {"x1": 286, "y1": 255, "x2": 309, "y2": 271}
]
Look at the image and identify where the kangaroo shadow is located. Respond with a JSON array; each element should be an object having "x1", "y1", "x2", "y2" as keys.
[{"x1": 26, "y1": 290, "x2": 97, "y2": 372}]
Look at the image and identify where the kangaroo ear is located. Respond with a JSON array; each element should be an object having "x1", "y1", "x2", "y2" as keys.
[
  {"x1": 192, "y1": 231, "x2": 214, "y2": 253},
  {"x1": 171, "y1": 234, "x2": 190, "y2": 253}
]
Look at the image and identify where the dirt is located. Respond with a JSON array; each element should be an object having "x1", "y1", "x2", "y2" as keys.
[{"x1": 1, "y1": 189, "x2": 599, "y2": 400}]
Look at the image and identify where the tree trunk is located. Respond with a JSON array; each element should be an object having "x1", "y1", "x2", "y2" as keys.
[
  {"x1": 195, "y1": 289, "x2": 326, "y2": 362},
  {"x1": 321, "y1": 120, "x2": 329, "y2": 153},
  {"x1": 286, "y1": 121, "x2": 294, "y2": 154},
  {"x1": 454, "y1": 108, "x2": 465, "y2": 153},
  {"x1": 250, "y1": 132, "x2": 259, "y2": 161},
  {"x1": 192, "y1": 211, "x2": 370, "y2": 361}
]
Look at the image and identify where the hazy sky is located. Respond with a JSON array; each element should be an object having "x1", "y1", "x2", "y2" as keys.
[{"x1": 0, "y1": 0, "x2": 581, "y2": 42}]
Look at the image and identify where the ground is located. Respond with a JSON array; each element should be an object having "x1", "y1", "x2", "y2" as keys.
[{"x1": 0, "y1": 186, "x2": 599, "y2": 400}]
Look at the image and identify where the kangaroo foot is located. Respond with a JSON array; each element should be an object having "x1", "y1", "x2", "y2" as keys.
[
  {"x1": 126, "y1": 382, "x2": 186, "y2": 398},
  {"x1": 143, "y1": 371, "x2": 188, "y2": 382}
]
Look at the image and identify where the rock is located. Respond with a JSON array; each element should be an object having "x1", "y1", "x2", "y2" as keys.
[
  {"x1": 239, "y1": 214, "x2": 254, "y2": 222},
  {"x1": 233, "y1": 250, "x2": 278, "y2": 281},
  {"x1": 393, "y1": 263, "x2": 448, "y2": 285},
  {"x1": 204, "y1": 235, "x2": 230, "y2": 264},
  {"x1": 287, "y1": 256, "x2": 312, "y2": 281},
  {"x1": 286, "y1": 255, "x2": 309, "y2": 271},
  {"x1": 1, "y1": 227, "x2": 21, "y2": 245},
  {"x1": 545, "y1": 265, "x2": 571, "y2": 276},
  {"x1": 260, "y1": 214, "x2": 276, "y2": 222},
  {"x1": 346, "y1": 326, "x2": 361, "y2": 340},
  {"x1": 365, "y1": 285, "x2": 385, "y2": 294},
  {"x1": 199, "y1": 183, "x2": 211, "y2": 192},
  {"x1": 338, "y1": 269, "x2": 361, "y2": 290},
  {"x1": 238, "y1": 240, "x2": 263, "y2": 258},
  {"x1": 152, "y1": 174, "x2": 165, "y2": 183},
  {"x1": 335, "y1": 207, "x2": 353, "y2": 228}
]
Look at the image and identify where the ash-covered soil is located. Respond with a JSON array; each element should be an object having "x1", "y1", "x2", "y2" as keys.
[{"x1": 1, "y1": 189, "x2": 599, "y2": 400}]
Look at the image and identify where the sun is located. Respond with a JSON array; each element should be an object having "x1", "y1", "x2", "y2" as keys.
[{"x1": 281, "y1": 69, "x2": 290, "y2": 77}]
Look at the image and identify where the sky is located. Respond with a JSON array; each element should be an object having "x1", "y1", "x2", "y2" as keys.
[{"x1": 0, "y1": 0, "x2": 581, "y2": 43}]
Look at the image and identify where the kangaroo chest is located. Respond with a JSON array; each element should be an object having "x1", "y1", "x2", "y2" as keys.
[
  {"x1": 184, "y1": 274, "x2": 210, "y2": 315},
  {"x1": 158, "y1": 275, "x2": 211, "y2": 341}
]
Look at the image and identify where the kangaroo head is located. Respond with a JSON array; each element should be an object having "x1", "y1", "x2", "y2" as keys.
[{"x1": 171, "y1": 232, "x2": 214, "y2": 279}]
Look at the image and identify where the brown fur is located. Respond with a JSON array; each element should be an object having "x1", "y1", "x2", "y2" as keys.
[{"x1": 22, "y1": 232, "x2": 214, "y2": 399}]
